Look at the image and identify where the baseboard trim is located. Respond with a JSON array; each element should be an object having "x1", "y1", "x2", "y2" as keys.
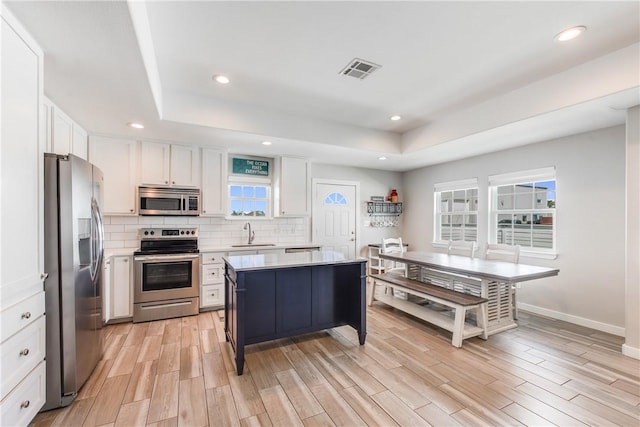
[
  {"x1": 622, "y1": 344, "x2": 640, "y2": 360},
  {"x1": 518, "y1": 303, "x2": 625, "y2": 337}
]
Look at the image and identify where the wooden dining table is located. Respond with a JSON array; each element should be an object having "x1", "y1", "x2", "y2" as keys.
[{"x1": 378, "y1": 251, "x2": 559, "y2": 335}]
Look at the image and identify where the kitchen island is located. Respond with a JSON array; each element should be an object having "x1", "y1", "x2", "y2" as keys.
[{"x1": 224, "y1": 251, "x2": 367, "y2": 375}]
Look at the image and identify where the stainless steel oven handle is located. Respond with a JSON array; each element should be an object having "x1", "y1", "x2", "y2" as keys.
[{"x1": 134, "y1": 254, "x2": 199, "y2": 262}]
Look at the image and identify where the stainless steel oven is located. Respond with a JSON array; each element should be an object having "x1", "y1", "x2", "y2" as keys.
[{"x1": 133, "y1": 228, "x2": 200, "y2": 322}]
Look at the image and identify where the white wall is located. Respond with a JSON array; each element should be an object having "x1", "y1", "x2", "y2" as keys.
[
  {"x1": 404, "y1": 125, "x2": 627, "y2": 335},
  {"x1": 311, "y1": 163, "x2": 404, "y2": 257},
  {"x1": 624, "y1": 106, "x2": 640, "y2": 358}
]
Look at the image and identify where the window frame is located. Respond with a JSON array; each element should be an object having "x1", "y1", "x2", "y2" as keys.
[
  {"x1": 488, "y1": 167, "x2": 557, "y2": 259},
  {"x1": 227, "y1": 175, "x2": 272, "y2": 219},
  {"x1": 433, "y1": 178, "x2": 479, "y2": 246}
]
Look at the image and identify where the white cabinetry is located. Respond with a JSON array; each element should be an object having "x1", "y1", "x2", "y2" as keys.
[
  {"x1": 89, "y1": 136, "x2": 137, "y2": 215},
  {"x1": 201, "y1": 148, "x2": 226, "y2": 216},
  {"x1": 72, "y1": 124, "x2": 88, "y2": 160},
  {"x1": 274, "y1": 156, "x2": 311, "y2": 216},
  {"x1": 105, "y1": 256, "x2": 133, "y2": 321},
  {"x1": 139, "y1": 141, "x2": 200, "y2": 187},
  {"x1": 200, "y1": 252, "x2": 226, "y2": 309},
  {"x1": 42, "y1": 97, "x2": 88, "y2": 160},
  {"x1": 1, "y1": 7, "x2": 46, "y2": 425},
  {"x1": 51, "y1": 105, "x2": 73, "y2": 155}
]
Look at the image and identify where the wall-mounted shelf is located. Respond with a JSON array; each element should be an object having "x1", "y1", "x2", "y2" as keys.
[{"x1": 366, "y1": 201, "x2": 403, "y2": 216}]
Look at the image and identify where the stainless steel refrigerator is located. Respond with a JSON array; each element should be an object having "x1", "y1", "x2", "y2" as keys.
[{"x1": 42, "y1": 153, "x2": 105, "y2": 410}]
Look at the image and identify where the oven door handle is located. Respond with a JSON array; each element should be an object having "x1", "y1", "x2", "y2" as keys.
[{"x1": 134, "y1": 254, "x2": 199, "y2": 262}]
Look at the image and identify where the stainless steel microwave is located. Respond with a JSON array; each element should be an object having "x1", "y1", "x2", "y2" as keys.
[{"x1": 138, "y1": 186, "x2": 201, "y2": 216}]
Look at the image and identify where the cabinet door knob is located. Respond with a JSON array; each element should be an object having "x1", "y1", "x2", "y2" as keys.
[
  {"x1": 130, "y1": 209, "x2": 134, "y2": 213},
  {"x1": 172, "y1": 181, "x2": 175, "y2": 184},
  {"x1": 20, "y1": 400, "x2": 30, "y2": 409},
  {"x1": 19, "y1": 348, "x2": 30, "y2": 357},
  {"x1": 21, "y1": 312, "x2": 31, "y2": 319},
  {"x1": 165, "y1": 181, "x2": 168, "y2": 184},
  {"x1": 123, "y1": 259, "x2": 128, "y2": 262}
]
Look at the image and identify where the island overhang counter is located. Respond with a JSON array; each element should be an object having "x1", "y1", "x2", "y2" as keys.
[{"x1": 224, "y1": 251, "x2": 367, "y2": 375}]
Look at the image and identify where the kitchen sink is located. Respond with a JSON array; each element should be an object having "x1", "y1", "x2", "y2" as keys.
[{"x1": 231, "y1": 243, "x2": 277, "y2": 247}]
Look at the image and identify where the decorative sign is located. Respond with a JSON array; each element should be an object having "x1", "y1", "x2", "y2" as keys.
[{"x1": 232, "y1": 157, "x2": 270, "y2": 176}]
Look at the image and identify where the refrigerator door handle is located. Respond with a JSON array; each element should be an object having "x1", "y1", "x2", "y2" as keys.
[{"x1": 90, "y1": 198, "x2": 104, "y2": 281}]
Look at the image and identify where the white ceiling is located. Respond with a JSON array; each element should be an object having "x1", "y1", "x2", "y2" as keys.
[{"x1": 5, "y1": 1, "x2": 640, "y2": 172}]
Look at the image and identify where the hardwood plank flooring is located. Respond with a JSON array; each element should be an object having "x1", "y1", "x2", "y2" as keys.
[{"x1": 32, "y1": 308, "x2": 639, "y2": 426}]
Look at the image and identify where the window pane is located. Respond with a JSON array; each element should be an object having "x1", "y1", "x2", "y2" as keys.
[
  {"x1": 467, "y1": 189, "x2": 478, "y2": 211},
  {"x1": 497, "y1": 213, "x2": 514, "y2": 227},
  {"x1": 255, "y1": 186, "x2": 267, "y2": 198},
  {"x1": 465, "y1": 214, "x2": 477, "y2": 226},
  {"x1": 440, "y1": 191, "x2": 452, "y2": 212},
  {"x1": 515, "y1": 184, "x2": 533, "y2": 209},
  {"x1": 243, "y1": 186, "x2": 254, "y2": 197},
  {"x1": 453, "y1": 190, "x2": 466, "y2": 211},
  {"x1": 230, "y1": 200, "x2": 242, "y2": 215},
  {"x1": 230, "y1": 185, "x2": 242, "y2": 197},
  {"x1": 255, "y1": 201, "x2": 266, "y2": 215}
]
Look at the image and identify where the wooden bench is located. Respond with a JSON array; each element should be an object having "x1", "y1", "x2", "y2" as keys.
[{"x1": 368, "y1": 273, "x2": 488, "y2": 347}]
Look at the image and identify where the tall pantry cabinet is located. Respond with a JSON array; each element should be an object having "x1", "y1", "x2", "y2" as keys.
[{"x1": 1, "y1": 6, "x2": 47, "y2": 426}]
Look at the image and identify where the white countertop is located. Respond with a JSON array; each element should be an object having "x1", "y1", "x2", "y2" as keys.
[
  {"x1": 225, "y1": 250, "x2": 366, "y2": 271},
  {"x1": 199, "y1": 243, "x2": 321, "y2": 252},
  {"x1": 104, "y1": 243, "x2": 321, "y2": 259},
  {"x1": 104, "y1": 248, "x2": 136, "y2": 258}
]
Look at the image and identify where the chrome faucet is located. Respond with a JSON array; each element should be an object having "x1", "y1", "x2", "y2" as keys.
[{"x1": 243, "y1": 222, "x2": 255, "y2": 244}]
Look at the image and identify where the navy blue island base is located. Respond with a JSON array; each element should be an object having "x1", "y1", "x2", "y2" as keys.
[{"x1": 224, "y1": 251, "x2": 367, "y2": 375}]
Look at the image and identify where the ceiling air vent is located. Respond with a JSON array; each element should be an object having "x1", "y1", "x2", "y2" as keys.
[{"x1": 339, "y1": 58, "x2": 381, "y2": 80}]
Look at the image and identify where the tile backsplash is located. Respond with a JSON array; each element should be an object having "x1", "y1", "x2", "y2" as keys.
[{"x1": 103, "y1": 215, "x2": 310, "y2": 250}]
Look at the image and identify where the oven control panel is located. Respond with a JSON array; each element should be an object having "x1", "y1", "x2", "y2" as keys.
[{"x1": 140, "y1": 227, "x2": 198, "y2": 239}]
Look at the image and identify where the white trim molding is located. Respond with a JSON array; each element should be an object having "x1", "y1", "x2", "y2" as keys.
[
  {"x1": 622, "y1": 344, "x2": 640, "y2": 360},
  {"x1": 519, "y1": 303, "x2": 625, "y2": 337}
]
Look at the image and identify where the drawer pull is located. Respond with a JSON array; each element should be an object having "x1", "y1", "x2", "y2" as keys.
[
  {"x1": 211, "y1": 272, "x2": 216, "y2": 276},
  {"x1": 19, "y1": 348, "x2": 30, "y2": 356},
  {"x1": 21, "y1": 312, "x2": 31, "y2": 320},
  {"x1": 20, "y1": 400, "x2": 30, "y2": 409}
]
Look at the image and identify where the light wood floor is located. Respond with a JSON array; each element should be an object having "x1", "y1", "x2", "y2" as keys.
[{"x1": 31, "y1": 306, "x2": 639, "y2": 427}]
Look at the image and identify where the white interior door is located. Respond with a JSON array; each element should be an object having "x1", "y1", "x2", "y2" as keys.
[{"x1": 313, "y1": 182, "x2": 357, "y2": 258}]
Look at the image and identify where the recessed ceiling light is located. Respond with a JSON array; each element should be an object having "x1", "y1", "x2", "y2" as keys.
[
  {"x1": 213, "y1": 74, "x2": 230, "y2": 84},
  {"x1": 127, "y1": 122, "x2": 144, "y2": 129},
  {"x1": 554, "y1": 26, "x2": 586, "y2": 42},
  {"x1": 390, "y1": 115, "x2": 401, "y2": 121},
  {"x1": 261, "y1": 141, "x2": 272, "y2": 146},
  {"x1": 378, "y1": 156, "x2": 387, "y2": 160}
]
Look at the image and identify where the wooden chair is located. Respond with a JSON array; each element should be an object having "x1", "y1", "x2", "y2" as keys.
[
  {"x1": 368, "y1": 237, "x2": 406, "y2": 304},
  {"x1": 485, "y1": 243, "x2": 520, "y2": 318},
  {"x1": 448, "y1": 240, "x2": 476, "y2": 258},
  {"x1": 381, "y1": 237, "x2": 406, "y2": 274},
  {"x1": 484, "y1": 243, "x2": 520, "y2": 263}
]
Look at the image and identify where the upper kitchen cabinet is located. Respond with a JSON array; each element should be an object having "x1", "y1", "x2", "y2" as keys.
[
  {"x1": 139, "y1": 141, "x2": 200, "y2": 188},
  {"x1": 42, "y1": 97, "x2": 88, "y2": 160},
  {"x1": 72, "y1": 125, "x2": 88, "y2": 160},
  {"x1": 201, "y1": 148, "x2": 227, "y2": 216},
  {"x1": 274, "y1": 156, "x2": 311, "y2": 216},
  {"x1": 88, "y1": 136, "x2": 137, "y2": 215},
  {"x1": 1, "y1": 6, "x2": 47, "y2": 425}
]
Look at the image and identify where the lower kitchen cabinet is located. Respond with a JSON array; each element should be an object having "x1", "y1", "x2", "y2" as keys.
[
  {"x1": 105, "y1": 256, "x2": 133, "y2": 321},
  {"x1": 200, "y1": 252, "x2": 226, "y2": 310}
]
